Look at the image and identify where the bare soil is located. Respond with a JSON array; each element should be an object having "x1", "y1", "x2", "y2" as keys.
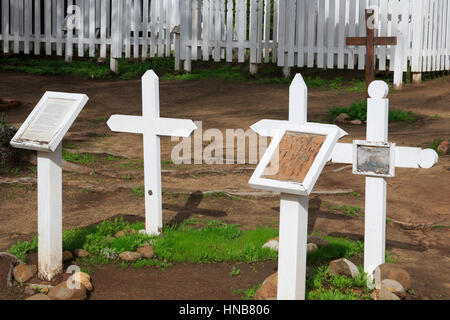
[{"x1": 0, "y1": 69, "x2": 448, "y2": 300}]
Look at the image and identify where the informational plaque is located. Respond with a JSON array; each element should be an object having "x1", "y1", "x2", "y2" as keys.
[
  {"x1": 352, "y1": 140, "x2": 395, "y2": 178},
  {"x1": 249, "y1": 125, "x2": 340, "y2": 195},
  {"x1": 10, "y1": 92, "x2": 88, "y2": 152}
]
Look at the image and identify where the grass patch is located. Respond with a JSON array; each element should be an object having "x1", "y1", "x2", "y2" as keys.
[
  {"x1": 131, "y1": 185, "x2": 145, "y2": 197},
  {"x1": 233, "y1": 284, "x2": 261, "y2": 300},
  {"x1": 62, "y1": 149, "x2": 97, "y2": 165},
  {"x1": 328, "y1": 100, "x2": 419, "y2": 123},
  {"x1": 331, "y1": 205, "x2": 363, "y2": 217},
  {"x1": 152, "y1": 219, "x2": 278, "y2": 263}
]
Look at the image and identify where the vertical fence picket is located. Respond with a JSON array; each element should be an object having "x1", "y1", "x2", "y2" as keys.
[
  {"x1": 158, "y1": 0, "x2": 164, "y2": 57},
  {"x1": 34, "y1": 0, "x2": 41, "y2": 55},
  {"x1": 2, "y1": 0, "x2": 9, "y2": 53},
  {"x1": 306, "y1": 0, "x2": 315, "y2": 68},
  {"x1": 277, "y1": 0, "x2": 285, "y2": 66},
  {"x1": 250, "y1": 0, "x2": 257, "y2": 65},
  {"x1": 66, "y1": 0, "x2": 73, "y2": 61},
  {"x1": 100, "y1": 0, "x2": 107, "y2": 58},
  {"x1": 13, "y1": 0, "x2": 20, "y2": 54},
  {"x1": 357, "y1": 0, "x2": 365, "y2": 70},
  {"x1": 347, "y1": 0, "x2": 356, "y2": 69},
  {"x1": 89, "y1": 0, "x2": 95, "y2": 56},
  {"x1": 263, "y1": 0, "x2": 270, "y2": 62},
  {"x1": 45, "y1": 0, "x2": 51, "y2": 54},
  {"x1": 327, "y1": 0, "x2": 336, "y2": 68},
  {"x1": 337, "y1": 0, "x2": 346, "y2": 69},
  {"x1": 56, "y1": 0, "x2": 62, "y2": 56},
  {"x1": 317, "y1": 0, "x2": 325, "y2": 68},
  {"x1": 142, "y1": 0, "x2": 149, "y2": 59},
  {"x1": 226, "y1": 0, "x2": 233, "y2": 62},
  {"x1": 286, "y1": 0, "x2": 295, "y2": 67},
  {"x1": 133, "y1": 0, "x2": 139, "y2": 58},
  {"x1": 214, "y1": 0, "x2": 221, "y2": 61},
  {"x1": 24, "y1": 0, "x2": 31, "y2": 54}
]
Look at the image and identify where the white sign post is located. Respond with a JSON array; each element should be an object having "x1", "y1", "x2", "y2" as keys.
[
  {"x1": 251, "y1": 77, "x2": 439, "y2": 291},
  {"x1": 250, "y1": 75, "x2": 345, "y2": 300},
  {"x1": 10, "y1": 92, "x2": 89, "y2": 281},
  {"x1": 107, "y1": 70, "x2": 197, "y2": 236}
]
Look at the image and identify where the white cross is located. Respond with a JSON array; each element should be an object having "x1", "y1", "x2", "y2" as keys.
[
  {"x1": 107, "y1": 70, "x2": 197, "y2": 236},
  {"x1": 251, "y1": 76, "x2": 438, "y2": 298},
  {"x1": 250, "y1": 74, "x2": 345, "y2": 300}
]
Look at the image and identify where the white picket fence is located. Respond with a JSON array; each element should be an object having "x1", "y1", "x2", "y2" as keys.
[{"x1": 1, "y1": 0, "x2": 449, "y2": 80}]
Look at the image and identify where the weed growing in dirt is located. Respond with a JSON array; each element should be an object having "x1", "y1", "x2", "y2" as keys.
[
  {"x1": 131, "y1": 185, "x2": 145, "y2": 197},
  {"x1": 328, "y1": 100, "x2": 419, "y2": 123},
  {"x1": 331, "y1": 205, "x2": 363, "y2": 217},
  {"x1": 306, "y1": 265, "x2": 372, "y2": 300},
  {"x1": 233, "y1": 284, "x2": 261, "y2": 300},
  {"x1": 230, "y1": 265, "x2": 241, "y2": 277},
  {"x1": 62, "y1": 149, "x2": 97, "y2": 165},
  {"x1": 8, "y1": 236, "x2": 38, "y2": 262}
]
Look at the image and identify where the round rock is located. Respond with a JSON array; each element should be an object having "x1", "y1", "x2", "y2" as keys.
[
  {"x1": 48, "y1": 281, "x2": 87, "y2": 300},
  {"x1": 375, "y1": 263, "x2": 411, "y2": 290},
  {"x1": 307, "y1": 243, "x2": 318, "y2": 253},
  {"x1": 136, "y1": 245, "x2": 155, "y2": 259},
  {"x1": 119, "y1": 251, "x2": 142, "y2": 263},
  {"x1": 63, "y1": 250, "x2": 74, "y2": 262},
  {"x1": 254, "y1": 272, "x2": 278, "y2": 300},
  {"x1": 73, "y1": 249, "x2": 91, "y2": 258},
  {"x1": 69, "y1": 272, "x2": 93, "y2": 291},
  {"x1": 13, "y1": 264, "x2": 37, "y2": 283},
  {"x1": 329, "y1": 258, "x2": 360, "y2": 278},
  {"x1": 381, "y1": 279, "x2": 406, "y2": 299}
]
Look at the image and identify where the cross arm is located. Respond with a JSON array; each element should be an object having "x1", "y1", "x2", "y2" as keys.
[
  {"x1": 330, "y1": 143, "x2": 438, "y2": 169},
  {"x1": 107, "y1": 115, "x2": 197, "y2": 137},
  {"x1": 346, "y1": 37, "x2": 366, "y2": 46},
  {"x1": 374, "y1": 37, "x2": 397, "y2": 46},
  {"x1": 250, "y1": 119, "x2": 348, "y2": 138}
]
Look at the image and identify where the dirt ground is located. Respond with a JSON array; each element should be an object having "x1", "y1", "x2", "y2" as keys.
[{"x1": 0, "y1": 69, "x2": 448, "y2": 300}]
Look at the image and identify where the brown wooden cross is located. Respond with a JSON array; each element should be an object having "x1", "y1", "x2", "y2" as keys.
[{"x1": 346, "y1": 9, "x2": 397, "y2": 95}]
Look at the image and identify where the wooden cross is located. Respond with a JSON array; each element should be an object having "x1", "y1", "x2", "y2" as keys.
[
  {"x1": 346, "y1": 9, "x2": 397, "y2": 95},
  {"x1": 107, "y1": 70, "x2": 197, "y2": 236}
]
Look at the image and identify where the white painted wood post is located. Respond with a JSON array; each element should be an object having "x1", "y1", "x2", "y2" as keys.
[
  {"x1": 142, "y1": 71, "x2": 163, "y2": 235},
  {"x1": 37, "y1": 144, "x2": 63, "y2": 281},
  {"x1": 393, "y1": 34, "x2": 404, "y2": 89},
  {"x1": 364, "y1": 81, "x2": 389, "y2": 275},
  {"x1": 277, "y1": 74, "x2": 308, "y2": 300},
  {"x1": 278, "y1": 193, "x2": 309, "y2": 300}
]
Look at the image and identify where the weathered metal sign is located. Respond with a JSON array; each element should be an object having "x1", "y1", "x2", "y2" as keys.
[{"x1": 352, "y1": 140, "x2": 395, "y2": 178}]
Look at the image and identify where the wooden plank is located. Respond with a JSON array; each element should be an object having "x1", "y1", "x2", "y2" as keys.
[
  {"x1": 56, "y1": 0, "x2": 62, "y2": 56},
  {"x1": 150, "y1": 0, "x2": 156, "y2": 57},
  {"x1": 157, "y1": 0, "x2": 165, "y2": 57},
  {"x1": 226, "y1": 0, "x2": 233, "y2": 62},
  {"x1": 13, "y1": 0, "x2": 20, "y2": 53},
  {"x1": 400, "y1": 0, "x2": 410, "y2": 71},
  {"x1": 202, "y1": 0, "x2": 210, "y2": 61},
  {"x1": 165, "y1": 0, "x2": 172, "y2": 57},
  {"x1": 100, "y1": 0, "x2": 107, "y2": 58},
  {"x1": 142, "y1": 0, "x2": 149, "y2": 59},
  {"x1": 191, "y1": 0, "x2": 199, "y2": 60},
  {"x1": 238, "y1": 0, "x2": 246, "y2": 62},
  {"x1": 263, "y1": 132, "x2": 326, "y2": 183},
  {"x1": 215, "y1": 0, "x2": 222, "y2": 61},
  {"x1": 2, "y1": 0, "x2": 10, "y2": 53},
  {"x1": 306, "y1": 0, "x2": 315, "y2": 68},
  {"x1": 272, "y1": 0, "x2": 278, "y2": 61},
  {"x1": 24, "y1": 0, "x2": 31, "y2": 54},
  {"x1": 378, "y1": 0, "x2": 388, "y2": 70},
  {"x1": 296, "y1": 0, "x2": 305, "y2": 67},
  {"x1": 327, "y1": 0, "x2": 336, "y2": 68},
  {"x1": 77, "y1": 0, "x2": 84, "y2": 57},
  {"x1": 34, "y1": 0, "x2": 41, "y2": 55},
  {"x1": 45, "y1": 0, "x2": 51, "y2": 55},
  {"x1": 250, "y1": 0, "x2": 257, "y2": 64},
  {"x1": 277, "y1": 0, "x2": 286, "y2": 66},
  {"x1": 286, "y1": 0, "x2": 295, "y2": 67},
  {"x1": 66, "y1": 0, "x2": 74, "y2": 61},
  {"x1": 257, "y1": 0, "x2": 263, "y2": 63},
  {"x1": 263, "y1": 0, "x2": 270, "y2": 62},
  {"x1": 347, "y1": 0, "x2": 357, "y2": 69},
  {"x1": 124, "y1": 0, "x2": 131, "y2": 58},
  {"x1": 346, "y1": 37, "x2": 366, "y2": 45},
  {"x1": 133, "y1": 0, "x2": 140, "y2": 58},
  {"x1": 337, "y1": 0, "x2": 346, "y2": 69},
  {"x1": 317, "y1": 0, "x2": 326, "y2": 68},
  {"x1": 89, "y1": 0, "x2": 95, "y2": 57},
  {"x1": 411, "y1": 0, "x2": 423, "y2": 72},
  {"x1": 446, "y1": 0, "x2": 450, "y2": 69},
  {"x1": 357, "y1": 0, "x2": 366, "y2": 70}
]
